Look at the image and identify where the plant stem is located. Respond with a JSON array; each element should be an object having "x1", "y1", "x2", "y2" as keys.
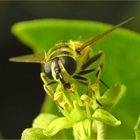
[
  {"x1": 95, "y1": 120, "x2": 105, "y2": 140},
  {"x1": 134, "y1": 115, "x2": 140, "y2": 140},
  {"x1": 73, "y1": 120, "x2": 106, "y2": 140},
  {"x1": 73, "y1": 120, "x2": 96, "y2": 140}
]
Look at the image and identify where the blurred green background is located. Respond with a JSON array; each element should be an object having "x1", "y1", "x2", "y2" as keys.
[{"x1": 0, "y1": 1, "x2": 140, "y2": 139}]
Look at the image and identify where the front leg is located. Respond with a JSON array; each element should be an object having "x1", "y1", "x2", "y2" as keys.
[{"x1": 40, "y1": 72, "x2": 55, "y2": 98}]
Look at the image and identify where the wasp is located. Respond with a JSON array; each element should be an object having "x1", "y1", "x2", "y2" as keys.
[{"x1": 10, "y1": 18, "x2": 133, "y2": 97}]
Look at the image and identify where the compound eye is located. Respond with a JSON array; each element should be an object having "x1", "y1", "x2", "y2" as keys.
[
  {"x1": 44, "y1": 61, "x2": 53, "y2": 79},
  {"x1": 59, "y1": 56, "x2": 77, "y2": 75}
]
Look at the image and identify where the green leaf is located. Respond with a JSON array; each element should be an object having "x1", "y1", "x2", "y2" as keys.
[
  {"x1": 98, "y1": 83, "x2": 126, "y2": 110},
  {"x1": 11, "y1": 19, "x2": 140, "y2": 138},
  {"x1": 134, "y1": 115, "x2": 140, "y2": 140},
  {"x1": 92, "y1": 109, "x2": 121, "y2": 127}
]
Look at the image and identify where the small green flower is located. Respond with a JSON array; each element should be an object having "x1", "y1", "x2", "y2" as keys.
[{"x1": 21, "y1": 82, "x2": 126, "y2": 140}]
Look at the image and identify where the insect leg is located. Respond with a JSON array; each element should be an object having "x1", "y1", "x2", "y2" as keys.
[
  {"x1": 47, "y1": 81, "x2": 57, "y2": 85},
  {"x1": 82, "y1": 51, "x2": 104, "y2": 70},
  {"x1": 81, "y1": 51, "x2": 109, "y2": 88},
  {"x1": 40, "y1": 72, "x2": 55, "y2": 98},
  {"x1": 99, "y1": 78, "x2": 109, "y2": 89},
  {"x1": 73, "y1": 75, "x2": 90, "y2": 90},
  {"x1": 95, "y1": 63, "x2": 109, "y2": 89},
  {"x1": 78, "y1": 68, "x2": 109, "y2": 88},
  {"x1": 73, "y1": 75, "x2": 88, "y2": 81},
  {"x1": 78, "y1": 68, "x2": 95, "y2": 75}
]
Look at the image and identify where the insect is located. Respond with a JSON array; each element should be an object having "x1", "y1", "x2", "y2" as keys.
[{"x1": 10, "y1": 17, "x2": 133, "y2": 97}]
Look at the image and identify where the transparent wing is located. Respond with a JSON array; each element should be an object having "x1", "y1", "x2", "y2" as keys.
[
  {"x1": 9, "y1": 54, "x2": 46, "y2": 63},
  {"x1": 79, "y1": 17, "x2": 134, "y2": 51}
]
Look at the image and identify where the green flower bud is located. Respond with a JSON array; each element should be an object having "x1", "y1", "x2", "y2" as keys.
[{"x1": 92, "y1": 109, "x2": 121, "y2": 127}]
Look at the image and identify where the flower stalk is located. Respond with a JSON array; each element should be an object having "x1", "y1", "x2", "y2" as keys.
[{"x1": 95, "y1": 121, "x2": 105, "y2": 140}]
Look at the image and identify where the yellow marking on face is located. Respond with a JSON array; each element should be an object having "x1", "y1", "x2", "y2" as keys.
[
  {"x1": 58, "y1": 60, "x2": 71, "y2": 83},
  {"x1": 51, "y1": 61, "x2": 59, "y2": 82}
]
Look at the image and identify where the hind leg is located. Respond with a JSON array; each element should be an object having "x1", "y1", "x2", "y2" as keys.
[{"x1": 79, "y1": 50, "x2": 109, "y2": 88}]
